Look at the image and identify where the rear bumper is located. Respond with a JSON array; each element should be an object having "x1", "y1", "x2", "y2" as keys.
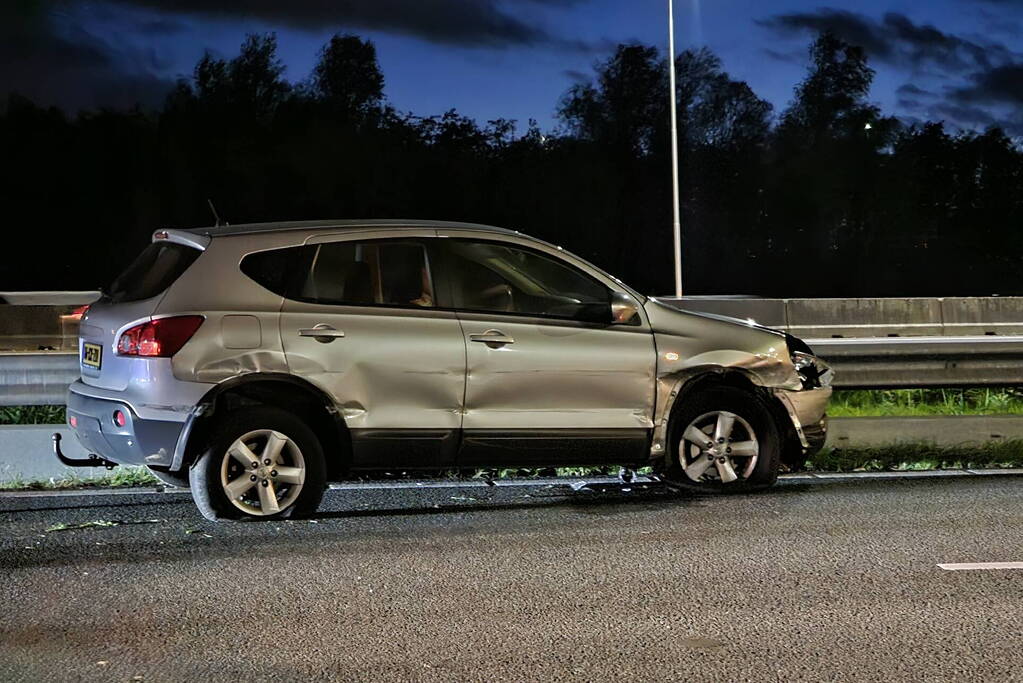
[{"x1": 66, "y1": 381, "x2": 184, "y2": 468}]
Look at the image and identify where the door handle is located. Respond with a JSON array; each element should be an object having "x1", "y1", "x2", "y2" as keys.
[
  {"x1": 469, "y1": 330, "x2": 515, "y2": 346},
  {"x1": 299, "y1": 325, "x2": 345, "y2": 343}
]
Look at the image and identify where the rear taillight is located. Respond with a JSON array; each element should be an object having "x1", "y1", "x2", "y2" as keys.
[
  {"x1": 70, "y1": 305, "x2": 90, "y2": 319},
  {"x1": 116, "y1": 316, "x2": 204, "y2": 357}
]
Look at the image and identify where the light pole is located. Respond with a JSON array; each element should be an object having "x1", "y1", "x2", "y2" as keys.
[{"x1": 668, "y1": 0, "x2": 683, "y2": 297}]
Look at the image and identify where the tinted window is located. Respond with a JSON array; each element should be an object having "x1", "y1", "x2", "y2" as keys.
[
  {"x1": 240, "y1": 245, "x2": 316, "y2": 297},
  {"x1": 106, "y1": 242, "x2": 201, "y2": 303},
  {"x1": 441, "y1": 240, "x2": 610, "y2": 320},
  {"x1": 295, "y1": 241, "x2": 435, "y2": 308}
]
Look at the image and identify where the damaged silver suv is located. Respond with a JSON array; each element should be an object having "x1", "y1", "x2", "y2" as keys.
[{"x1": 62, "y1": 220, "x2": 832, "y2": 521}]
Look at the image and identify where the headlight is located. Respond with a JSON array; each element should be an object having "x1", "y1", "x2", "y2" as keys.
[{"x1": 791, "y1": 351, "x2": 833, "y2": 389}]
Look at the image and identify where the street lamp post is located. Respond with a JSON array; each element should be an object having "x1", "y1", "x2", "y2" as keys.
[{"x1": 668, "y1": 0, "x2": 683, "y2": 297}]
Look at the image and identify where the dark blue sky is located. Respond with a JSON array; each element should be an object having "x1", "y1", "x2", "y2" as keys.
[{"x1": 6, "y1": 1, "x2": 1023, "y2": 134}]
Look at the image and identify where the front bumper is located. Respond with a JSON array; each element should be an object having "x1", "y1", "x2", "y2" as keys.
[
  {"x1": 66, "y1": 384, "x2": 184, "y2": 468},
  {"x1": 773, "y1": 385, "x2": 831, "y2": 456}
]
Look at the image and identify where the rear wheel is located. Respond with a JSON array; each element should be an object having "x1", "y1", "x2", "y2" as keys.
[
  {"x1": 663, "y1": 385, "x2": 780, "y2": 492},
  {"x1": 190, "y1": 407, "x2": 326, "y2": 521}
]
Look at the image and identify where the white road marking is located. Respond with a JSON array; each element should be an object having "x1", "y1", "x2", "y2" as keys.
[
  {"x1": 1, "y1": 468, "x2": 1021, "y2": 500},
  {"x1": 938, "y1": 562, "x2": 1023, "y2": 571}
]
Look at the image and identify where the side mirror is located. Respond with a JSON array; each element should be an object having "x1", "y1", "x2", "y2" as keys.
[{"x1": 610, "y1": 291, "x2": 640, "y2": 325}]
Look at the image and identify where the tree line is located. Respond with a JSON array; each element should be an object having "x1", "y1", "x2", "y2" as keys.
[{"x1": 2, "y1": 31, "x2": 1021, "y2": 296}]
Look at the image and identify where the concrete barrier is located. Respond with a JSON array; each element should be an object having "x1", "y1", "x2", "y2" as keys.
[
  {"x1": 941, "y1": 297, "x2": 1023, "y2": 337},
  {"x1": 785, "y1": 298, "x2": 944, "y2": 338},
  {"x1": 661, "y1": 296, "x2": 1023, "y2": 339},
  {"x1": 827, "y1": 415, "x2": 1023, "y2": 448}
]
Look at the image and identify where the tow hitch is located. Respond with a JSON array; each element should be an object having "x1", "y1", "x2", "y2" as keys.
[{"x1": 52, "y1": 433, "x2": 118, "y2": 470}]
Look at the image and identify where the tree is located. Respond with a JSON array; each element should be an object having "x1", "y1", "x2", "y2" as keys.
[
  {"x1": 558, "y1": 45, "x2": 666, "y2": 157},
  {"x1": 311, "y1": 34, "x2": 385, "y2": 120},
  {"x1": 676, "y1": 48, "x2": 772, "y2": 149},
  {"x1": 778, "y1": 31, "x2": 878, "y2": 144}
]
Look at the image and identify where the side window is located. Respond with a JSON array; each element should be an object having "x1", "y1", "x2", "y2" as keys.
[
  {"x1": 240, "y1": 245, "x2": 316, "y2": 297},
  {"x1": 296, "y1": 240, "x2": 435, "y2": 308},
  {"x1": 441, "y1": 240, "x2": 610, "y2": 320}
]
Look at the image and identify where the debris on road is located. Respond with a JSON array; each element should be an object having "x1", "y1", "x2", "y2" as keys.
[{"x1": 45, "y1": 519, "x2": 162, "y2": 532}]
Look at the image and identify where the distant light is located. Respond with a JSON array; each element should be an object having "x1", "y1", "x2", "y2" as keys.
[{"x1": 864, "y1": 122, "x2": 873, "y2": 130}]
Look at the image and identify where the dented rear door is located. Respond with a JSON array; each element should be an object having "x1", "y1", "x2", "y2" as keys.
[{"x1": 279, "y1": 232, "x2": 466, "y2": 468}]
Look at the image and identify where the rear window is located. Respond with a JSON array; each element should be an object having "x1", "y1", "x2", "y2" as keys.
[{"x1": 105, "y1": 242, "x2": 201, "y2": 303}]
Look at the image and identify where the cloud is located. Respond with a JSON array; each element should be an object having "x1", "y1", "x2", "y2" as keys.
[
  {"x1": 0, "y1": 3, "x2": 173, "y2": 112},
  {"x1": 762, "y1": 47, "x2": 805, "y2": 63},
  {"x1": 105, "y1": 0, "x2": 601, "y2": 51},
  {"x1": 931, "y1": 102, "x2": 998, "y2": 126},
  {"x1": 759, "y1": 8, "x2": 1023, "y2": 135},
  {"x1": 757, "y1": 9, "x2": 1020, "y2": 73},
  {"x1": 952, "y1": 63, "x2": 1023, "y2": 104},
  {"x1": 896, "y1": 83, "x2": 936, "y2": 97}
]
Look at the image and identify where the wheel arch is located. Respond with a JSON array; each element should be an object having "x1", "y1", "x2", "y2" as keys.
[
  {"x1": 652, "y1": 367, "x2": 800, "y2": 467},
  {"x1": 171, "y1": 373, "x2": 351, "y2": 480}
]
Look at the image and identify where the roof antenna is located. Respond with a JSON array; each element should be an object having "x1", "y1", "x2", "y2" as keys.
[{"x1": 207, "y1": 198, "x2": 224, "y2": 227}]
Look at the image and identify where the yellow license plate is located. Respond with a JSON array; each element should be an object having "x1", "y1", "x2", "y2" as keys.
[{"x1": 82, "y1": 343, "x2": 102, "y2": 369}]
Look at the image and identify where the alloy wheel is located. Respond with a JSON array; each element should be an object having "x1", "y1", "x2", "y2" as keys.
[
  {"x1": 220, "y1": 429, "x2": 306, "y2": 516},
  {"x1": 679, "y1": 411, "x2": 759, "y2": 484}
]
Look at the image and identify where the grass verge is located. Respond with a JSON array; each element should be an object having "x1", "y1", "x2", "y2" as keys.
[
  {"x1": 0, "y1": 405, "x2": 66, "y2": 425},
  {"x1": 829, "y1": 388, "x2": 1023, "y2": 417},
  {"x1": 0, "y1": 467, "x2": 159, "y2": 491}
]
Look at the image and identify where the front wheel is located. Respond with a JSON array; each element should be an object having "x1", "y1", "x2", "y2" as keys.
[
  {"x1": 663, "y1": 386, "x2": 780, "y2": 492},
  {"x1": 190, "y1": 407, "x2": 326, "y2": 521}
]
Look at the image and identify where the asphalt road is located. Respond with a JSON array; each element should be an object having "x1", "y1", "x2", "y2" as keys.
[{"x1": 1, "y1": 475, "x2": 1022, "y2": 682}]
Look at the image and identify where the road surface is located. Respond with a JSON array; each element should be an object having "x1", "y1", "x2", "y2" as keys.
[{"x1": 1, "y1": 474, "x2": 1021, "y2": 681}]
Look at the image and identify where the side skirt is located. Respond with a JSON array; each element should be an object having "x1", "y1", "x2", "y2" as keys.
[
  {"x1": 458, "y1": 428, "x2": 651, "y2": 468},
  {"x1": 350, "y1": 429, "x2": 459, "y2": 469}
]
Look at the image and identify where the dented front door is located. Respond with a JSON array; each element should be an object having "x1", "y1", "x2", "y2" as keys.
[{"x1": 432, "y1": 233, "x2": 657, "y2": 466}]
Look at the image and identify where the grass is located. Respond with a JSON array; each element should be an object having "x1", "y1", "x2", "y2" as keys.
[
  {"x1": 0, "y1": 405, "x2": 66, "y2": 425},
  {"x1": 829, "y1": 388, "x2": 1023, "y2": 417},
  {"x1": 0, "y1": 466, "x2": 159, "y2": 491}
]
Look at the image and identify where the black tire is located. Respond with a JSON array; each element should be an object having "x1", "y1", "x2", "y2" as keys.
[
  {"x1": 189, "y1": 406, "x2": 326, "y2": 522},
  {"x1": 663, "y1": 385, "x2": 780, "y2": 492},
  {"x1": 147, "y1": 467, "x2": 190, "y2": 489}
]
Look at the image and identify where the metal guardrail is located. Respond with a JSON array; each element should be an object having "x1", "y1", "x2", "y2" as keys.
[
  {"x1": 809, "y1": 336, "x2": 1023, "y2": 388},
  {"x1": 0, "y1": 353, "x2": 81, "y2": 406},
  {"x1": 2, "y1": 295, "x2": 1023, "y2": 405}
]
